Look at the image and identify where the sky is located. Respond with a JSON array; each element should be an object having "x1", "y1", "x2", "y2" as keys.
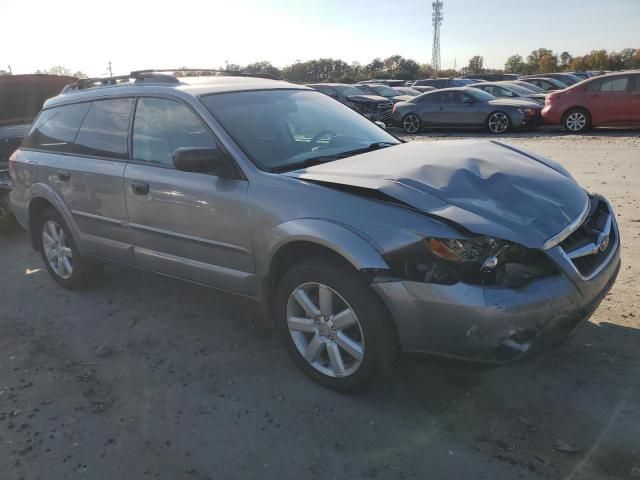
[{"x1": 1, "y1": 0, "x2": 639, "y2": 76}]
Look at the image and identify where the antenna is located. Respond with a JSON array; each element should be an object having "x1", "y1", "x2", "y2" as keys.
[{"x1": 432, "y1": 1, "x2": 443, "y2": 72}]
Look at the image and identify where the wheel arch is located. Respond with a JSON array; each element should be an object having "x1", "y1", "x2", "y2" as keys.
[
  {"x1": 562, "y1": 106, "x2": 592, "y2": 124},
  {"x1": 258, "y1": 219, "x2": 390, "y2": 324}
]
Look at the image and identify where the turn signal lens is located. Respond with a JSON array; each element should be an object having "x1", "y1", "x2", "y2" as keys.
[{"x1": 427, "y1": 238, "x2": 465, "y2": 262}]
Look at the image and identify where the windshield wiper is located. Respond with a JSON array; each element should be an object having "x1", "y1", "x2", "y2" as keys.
[{"x1": 271, "y1": 142, "x2": 397, "y2": 173}]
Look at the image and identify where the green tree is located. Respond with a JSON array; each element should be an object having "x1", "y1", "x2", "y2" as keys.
[
  {"x1": 539, "y1": 54, "x2": 558, "y2": 73},
  {"x1": 526, "y1": 48, "x2": 555, "y2": 73},
  {"x1": 364, "y1": 58, "x2": 385, "y2": 78},
  {"x1": 559, "y1": 51, "x2": 573, "y2": 70},
  {"x1": 244, "y1": 61, "x2": 282, "y2": 79},
  {"x1": 504, "y1": 54, "x2": 526, "y2": 74},
  {"x1": 0, "y1": 69, "x2": 10, "y2": 76},
  {"x1": 569, "y1": 56, "x2": 589, "y2": 72},
  {"x1": 584, "y1": 50, "x2": 609, "y2": 70},
  {"x1": 466, "y1": 55, "x2": 484, "y2": 74}
]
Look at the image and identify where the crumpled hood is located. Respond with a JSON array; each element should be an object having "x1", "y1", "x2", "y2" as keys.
[{"x1": 285, "y1": 140, "x2": 588, "y2": 249}]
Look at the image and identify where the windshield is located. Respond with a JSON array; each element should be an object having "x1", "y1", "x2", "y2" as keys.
[
  {"x1": 397, "y1": 87, "x2": 421, "y2": 96},
  {"x1": 498, "y1": 83, "x2": 537, "y2": 96},
  {"x1": 201, "y1": 89, "x2": 399, "y2": 172},
  {"x1": 452, "y1": 78, "x2": 475, "y2": 86},
  {"x1": 513, "y1": 81, "x2": 545, "y2": 93},
  {"x1": 334, "y1": 85, "x2": 367, "y2": 97},
  {"x1": 466, "y1": 88, "x2": 496, "y2": 102},
  {"x1": 371, "y1": 85, "x2": 401, "y2": 97}
]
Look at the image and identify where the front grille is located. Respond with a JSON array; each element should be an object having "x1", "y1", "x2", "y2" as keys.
[
  {"x1": 559, "y1": 198, "x2": 616, "y2": 277},
  {"x1": 378, "y1": 102, "x2": 393, "y2": 110}
]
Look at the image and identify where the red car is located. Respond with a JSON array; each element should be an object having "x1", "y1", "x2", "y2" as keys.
[{"x1": 542, "y1": 71, "x2": 640, "y2": 132}]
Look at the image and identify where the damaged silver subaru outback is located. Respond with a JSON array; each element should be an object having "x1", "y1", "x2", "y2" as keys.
[{"x1": 9, "y1": 72, "x2": 620, "y2": 392}]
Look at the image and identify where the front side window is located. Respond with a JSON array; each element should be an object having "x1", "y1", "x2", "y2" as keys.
[
  {"x1": 201, "y1": 89, "x2": 399, "y2": 172},
  {"x1": 132, "y1": 98, "x2": 217, "y2": 167},
  {"x1": 74, "y1": 98, "x2": 133, "y2": 159},
  {"x1": 22, "y1": 103, "x2": 90, "y2": 152}
]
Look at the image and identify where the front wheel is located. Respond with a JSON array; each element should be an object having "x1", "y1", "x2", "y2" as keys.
[
  {"x1": 36, "y1": 208, "x2": 102, "y2": 289},
  {"x1": 563, "y1": 108, "x2": 591, "y2": 133},
  {"x1": 276, "y1": 258, "x2": 398, "y2": 392},
  {"x1": 402, "y1": 113, "x2": 422, "y2": 134},
  {"x1": 486, "y1": 111, "x2": 511, "y2": 134}
]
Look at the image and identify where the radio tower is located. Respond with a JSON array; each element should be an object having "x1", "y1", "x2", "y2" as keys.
[{"x1": 432, "y1": 0, "x2": 443, "y2": 72}]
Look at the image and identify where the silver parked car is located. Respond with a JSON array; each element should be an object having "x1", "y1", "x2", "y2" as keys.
[
  {"x1": 10, "y1": 71, "x2": 620, "y2": 392},
  {"x1": 392, "y1": 87, "x2": 543, "y2": 134}
]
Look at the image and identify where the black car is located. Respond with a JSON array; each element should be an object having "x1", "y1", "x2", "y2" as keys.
[
  {"x1": 462, "y1": 74, "x2": 521, "y2": 82},
  {"x1": 354, "y1": 84, "x2": 413, "y2": 104},
  {"x1": 411, "y1": 78, "x2": 476, "y2": 89},
  {"x1": 523, "y1": 73, "x2": 582, "y2": 87},
  {"x1": 520, "y1": 77, "x2": 569, "y2": 92},
  {"x1": 307, "y1": 83, "x2": 393, "y2": 124}
]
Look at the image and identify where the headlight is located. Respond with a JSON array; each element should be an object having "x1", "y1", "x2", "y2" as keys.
[
  {"x1": 427, "y1": 237, "x2": 493, "y2": 263},
  {"x1": 518, "y1": 108, "x2": 536, "y2": 115},
  {"x1": 385, "y1": 236, "x2": 557, "y2": 287}
]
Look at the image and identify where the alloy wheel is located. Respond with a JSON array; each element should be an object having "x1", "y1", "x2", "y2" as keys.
[
  {"x1": 488, "y1": 112, "x2": 509, "y2": 133},
  {"x1": 286, "y1": 282, "x2": 365, "y2": 378},
  {"x1": 403, "y1": 114, "x2": 420, "y2": 134},
  {"x1": 565, "y1": 112, "x2": 587, "y2": 132},
  {"x1": 42, "y1": 220, "x2": 73, "y2": 279}
]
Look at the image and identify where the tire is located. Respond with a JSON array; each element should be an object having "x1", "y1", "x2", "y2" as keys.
[
  {"x1": 276, "y1": 257, "x2": 398, "y2": 392},
  {"x1": 402, "y1": 113, "x2": 422, "y2": 134},
  {"x1": 563, "y1": 108, "x2": 591, "y2": 133},
  {"x1": 36, "y1": 208, "x2": 102, "y2": 289},
  {"x1": 486, "y1": 111, "x2": 511, "y2": 134}
]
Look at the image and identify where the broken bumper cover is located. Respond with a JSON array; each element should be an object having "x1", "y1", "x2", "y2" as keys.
[{"x1": 372, "y1": 245, "x2": 620, "y2": 363}]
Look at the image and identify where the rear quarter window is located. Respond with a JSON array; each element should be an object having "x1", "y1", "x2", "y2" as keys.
[{"x1": 22, "y1": 103, "x2": 90, "y2": 152}]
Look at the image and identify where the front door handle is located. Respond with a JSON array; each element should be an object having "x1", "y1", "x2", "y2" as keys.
[
  {"x1": 130, "y1": 181, "x2": 150, "y2": 196},
  {"x1": 56, "y1": 170, "x2": 71, "y2": 182}
]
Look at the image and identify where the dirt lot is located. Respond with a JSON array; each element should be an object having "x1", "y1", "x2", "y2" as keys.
[{"x1": 1, "y1": 129, "x2": 639, "y2": 480}]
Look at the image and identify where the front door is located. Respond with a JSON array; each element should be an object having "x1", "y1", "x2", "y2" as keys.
[
  {"x1": 123, "y1": 97, "x2": 255, "y2": 295},
  {"x1": 437, "y1": 91, "x2": 477, "y2": 126}
]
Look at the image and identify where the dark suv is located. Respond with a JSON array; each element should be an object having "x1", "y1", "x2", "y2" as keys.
[{"x1": 307, "y1": 83, "x2": 393, "y2": 124}]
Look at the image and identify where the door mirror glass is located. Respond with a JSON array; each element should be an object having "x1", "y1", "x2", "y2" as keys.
[
  {"x1": 173, "y1": 147, "x2": 235, "y2": 177},
  {"x1": 463, "y1": 97, "x2": 474, "y2": 104}
]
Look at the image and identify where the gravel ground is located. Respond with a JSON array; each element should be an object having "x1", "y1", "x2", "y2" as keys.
[{"x1": 1, "y1": 128, "x2": 639, "y2": 480}]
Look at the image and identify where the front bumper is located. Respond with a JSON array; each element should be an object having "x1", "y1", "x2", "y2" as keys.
[{"x1": 372, "y1": 240, "x2": 620, "y2": 363}]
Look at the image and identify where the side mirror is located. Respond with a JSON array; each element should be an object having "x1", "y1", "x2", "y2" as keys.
[
  {"x1": 173, "y1": 147, "x2": 237, "y2": 178},
  {"x1": 374, "y1": 121, "x2": 387, "y2": 130},
  {"x1": 463, "y1": 97, "x2": 474, "y2": 104}
]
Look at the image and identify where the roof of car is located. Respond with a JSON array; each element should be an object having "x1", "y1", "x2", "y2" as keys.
[
  {"x1": 44, "y1": 75, "x2": 309, "y2": 109},
  {"x1": 307, "y1": 83, "x2": 350, "y2": 87}
]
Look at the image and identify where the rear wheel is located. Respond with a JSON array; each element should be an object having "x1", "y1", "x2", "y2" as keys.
[
  {"x1": 402, "y1": 113, "x2": 422, "y2": 134},
  {"x1": 486, "y1": 111, "x2": 511, "y2": 134},
  {"x1": 276, "y1": 258, "x2": 397, "y2": 392},
  {"x1": 36, "y1": 208, "x2": 102, "y2": 289},
  {"x1": 563, "y1": 108, "x2": 591, "y2": 133}
]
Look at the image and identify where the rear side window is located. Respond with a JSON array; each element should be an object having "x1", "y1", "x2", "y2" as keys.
[
  {"x1": 597, "y1": 76, "x2": 630, "y2": 92},
  {"x1": 74, "y1": 98, "x2": 133, "y2": 159},
  {"x1": 22, "y1": 103, "x2": 90, "y2": 152},
  {"x1": 132, "y1": 97, "x2": 217, "y2": 167}
]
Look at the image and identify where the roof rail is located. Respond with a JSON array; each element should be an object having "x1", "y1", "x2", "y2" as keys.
[
  {"x1": 131, "y1": 68, "x2": 282, "y2": 81},
  {"x1": 61, "y1": 68, "x2": 281, "y2": 93}
]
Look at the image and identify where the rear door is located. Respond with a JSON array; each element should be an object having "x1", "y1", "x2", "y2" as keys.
[
  {"x1": 24, "y1": 99, "x2": 134, "y2": 262},
  {"x1": 123, "y1": 96, "x2": 254, "y2": 294},
  {"x1": 585, "y1": 75, "x2": 632, "y2": 124},
  {"x1": 416, "y1": 92, "x2": 442, "y2": 126}
]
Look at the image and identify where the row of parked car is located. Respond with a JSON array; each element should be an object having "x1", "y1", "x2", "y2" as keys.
[{"x1": 307, "y1": 70, "x2": 640, "y2": 134}]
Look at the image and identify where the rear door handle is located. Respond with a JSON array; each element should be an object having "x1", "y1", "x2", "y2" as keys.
[
  {"x1": 56, "y1": 170, "x2": 71, "y2": 182},
  {"x1": 130, "y1": 181, "x2": 150, "y2": 196}
]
